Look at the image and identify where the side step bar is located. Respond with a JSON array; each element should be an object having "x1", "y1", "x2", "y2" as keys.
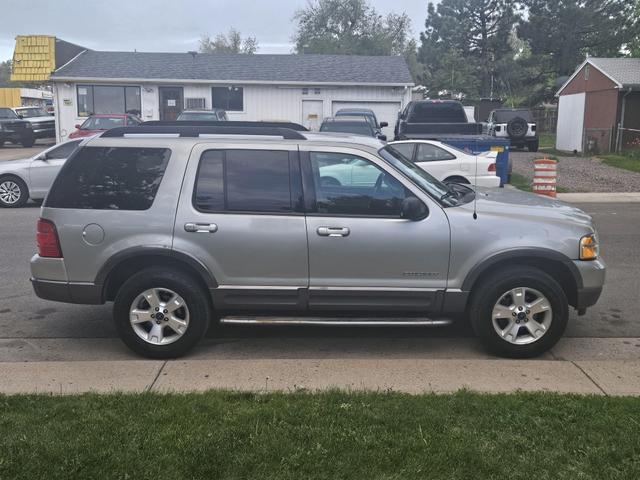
[{"x1": 220, "y1": 316, "x2": 453, "y2": 327}]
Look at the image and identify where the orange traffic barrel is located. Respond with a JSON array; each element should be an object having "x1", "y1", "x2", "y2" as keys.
[{"x1": 532, "y1": 158, "x2": 557, "y2": 197}]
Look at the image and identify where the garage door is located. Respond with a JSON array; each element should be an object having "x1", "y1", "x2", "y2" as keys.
[
  {"x1": 332, "y1": 101, "x2": 401, "y2": 139},
  {"x1": 557, "y1": 93, "x2": 585, "y2": 152}
]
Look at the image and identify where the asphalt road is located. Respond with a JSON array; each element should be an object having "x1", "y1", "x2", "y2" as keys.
[
  {"x1": 0, "y1": 140, "x2": 53, "y2": 161},
  {"x1": 0, "y1": 203, "x2": 638, "y2": 350}
]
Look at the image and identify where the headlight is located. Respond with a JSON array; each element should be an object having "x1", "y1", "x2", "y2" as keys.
[
  {"x1": 24, "y1": 122, "x2": 33, "y2": 129},
  {"x1": 580, "y1": 234, "x2": 599, "y2": 260}
]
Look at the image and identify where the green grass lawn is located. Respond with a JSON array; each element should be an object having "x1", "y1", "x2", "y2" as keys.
[
  {"x1": 1, "y1": 390, "x2": 639, "y2": 479},
  {"x1": 538, "y1": 132, "x2": 556, "y2": 150},
  {"x1": 599, "y1": 152, "x2": 640, "y2": 173}
]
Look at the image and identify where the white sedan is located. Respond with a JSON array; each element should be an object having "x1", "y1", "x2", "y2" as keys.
[
  {"x1": 0, "y1": 138, "x2": 83, "y2": 207},
  {"x1": 388, "y1": 140, "x2": 501, "y2": 188}
]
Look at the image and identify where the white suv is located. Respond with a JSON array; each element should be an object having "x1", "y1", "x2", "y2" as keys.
[{"x1": 487, "y1": 109, "x2": 538, "y2": 152}]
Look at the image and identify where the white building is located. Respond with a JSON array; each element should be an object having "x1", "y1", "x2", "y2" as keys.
[{"x1": 49, "y1": 50, "x2": 414, "y2": 141}]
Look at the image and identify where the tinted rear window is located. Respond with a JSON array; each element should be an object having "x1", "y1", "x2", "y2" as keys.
[
  {"x1": 46, "y1": 147, "x2": 170, "y2": 210},
  {"x1": 494, "y1": 110, "x2": 534, "y2": 123},
  {"x1": 408, "y1": 102, "x2": 467, "y2": 123},
  {"x1": 194, "y1": 149, "x2": 298, "y2": 213},
  {"x1": 320, "y1": 122, "x2": 373, "y2": 136}
]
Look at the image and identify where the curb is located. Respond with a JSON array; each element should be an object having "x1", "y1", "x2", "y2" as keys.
[{"x1": 556, "y1": 192, "x2": 640, "y2": 203}]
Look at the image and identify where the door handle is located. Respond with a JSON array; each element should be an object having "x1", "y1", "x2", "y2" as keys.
[
  {"x1": 184, "y1": 222, "x2": 218, "y2": 233},
  {"x1": 317, "y1": 226, "x2": 350, "y2": 237}
]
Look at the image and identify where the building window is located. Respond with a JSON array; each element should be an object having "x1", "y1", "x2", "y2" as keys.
[
  {"x1": 212, "y1": 86, "x2": 243, "y2": 111},
  {"x1": 185, "y1": 97, "x2": 206, "y2": 110},
  {"x1": 76, "y1": 85, "x2": 141, "y2": 117}
]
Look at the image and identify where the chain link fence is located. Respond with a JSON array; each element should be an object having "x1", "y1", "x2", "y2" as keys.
[
  {"x1": 616, "y1": 127, "x2": 640, "y2": 152},
  {"x1": 583, "y1": 128, "x2": 615, "y2": 154}
]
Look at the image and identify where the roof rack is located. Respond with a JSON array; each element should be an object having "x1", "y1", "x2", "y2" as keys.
[
  {"x1": 101, "y1": 125, "x2": 307, "y2": 140},
  {"x1": 142, "y1": 120, "x2": 309, "y2": 131}
]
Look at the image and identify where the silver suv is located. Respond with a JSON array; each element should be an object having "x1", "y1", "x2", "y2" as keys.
[{"x1": 30, "y1": 125, "x2": 605, "y2": 359}]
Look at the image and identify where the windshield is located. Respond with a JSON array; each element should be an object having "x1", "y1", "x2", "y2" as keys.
[
  {"x1": 409, "y1": 102, "x2": 467, "y2": 123},
  {"x1": 178, "y1": 112, "x2": 221, "y2": 121},
  {"x1": 380, "y1": 145, "x2": 470, "y2": 207},
  {"x1": 494, "y1": 109, "x2": 533, "y2": 122},
  {"x1": 0, "y1": 108, "x2": 18, "y2": 119},
  {"x1": 320, "y1": 122, "x2": 373, "y2": 136},
  {"x1": 80, "y1": 116, "x2": 125, "y2": 130},
  {"x1": 336, "y1": 111, "x2": 376, "y2": 128},
  {"x1": 17, "y1": 107, "x2": 48, "y2": 118}
]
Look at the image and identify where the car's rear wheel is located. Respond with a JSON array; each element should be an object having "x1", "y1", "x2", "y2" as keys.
[
  {"x1": 0, "y1": 176, "x2": 29, "y2": 208},
  {"x1": 113, "y1": 268, "x2": 211, "y2": 358},
  {"x1": 469, "y1": 266, "x2": 568, "y2": 358}
]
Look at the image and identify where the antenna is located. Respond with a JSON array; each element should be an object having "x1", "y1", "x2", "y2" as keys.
[{"x1": 473, "y1": 149, "x2": 478, "y2": 220}]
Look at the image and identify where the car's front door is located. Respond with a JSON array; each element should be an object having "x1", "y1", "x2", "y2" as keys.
[
  {"x1": 28, "y1": 140, "x2": 82, "y2": 198},
  {"x1": 301, "y1": 146, "x2": 451, "y2": 312},
  {"x1": 173, "y1": 144, "x2": 308, "y2": 311}
]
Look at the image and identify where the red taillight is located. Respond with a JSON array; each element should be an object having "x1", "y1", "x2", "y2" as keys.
[
  {"x1": 37, "y1": 218, "x2": 62, "y2": 258},
  {"x1": 488, "y1": 163, "x2": 496, "y2": 172}
]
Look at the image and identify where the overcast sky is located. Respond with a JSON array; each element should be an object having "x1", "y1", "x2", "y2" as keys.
[{"x1": 0, "y1": 0, "x2": 433, "y2": 61}]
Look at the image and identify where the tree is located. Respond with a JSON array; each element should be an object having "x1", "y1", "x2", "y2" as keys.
[
  {"x1": 292, "y1": 0, "x2": 418, "y2": 80},
  {"x1": 418, "y1": 0, "x2": 518, "y2": 98},
  {"x1": 199, "y1": 29, "x2": 258, "y2": 54},
  {"x1": 519, "y1": 0, "x2": 637, "y2": 77},
  {"x1": 0, "y1": 60, "x2": 11, "y2": 87}
]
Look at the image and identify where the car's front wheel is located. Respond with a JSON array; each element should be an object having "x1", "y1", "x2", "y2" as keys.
[
  {"x1": 0, "y1": 176, "x2": 29, "y2": 208},
  {"x1": 113, "y1": 268, "x2": 212, "y2": 358},
  {"x1": 469, "y1": 266, "x2": 568, "y2": 358}
]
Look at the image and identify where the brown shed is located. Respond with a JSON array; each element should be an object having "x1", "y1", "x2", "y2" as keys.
[{"x1": 556, "y1": 57, "x2": 640, "y2": 153}]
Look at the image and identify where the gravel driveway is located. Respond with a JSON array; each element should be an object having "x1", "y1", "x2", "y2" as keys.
[{"x1": 511, "y1": 151, "x2": 640, "y2": 192}]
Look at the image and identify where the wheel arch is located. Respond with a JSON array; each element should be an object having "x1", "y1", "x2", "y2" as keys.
[
  {"x1": 462, "y1": 249, "x2": 582, "y2": 308},
  {"x1": 97, "y1": 247, "x2": 218, "y2": 302}
]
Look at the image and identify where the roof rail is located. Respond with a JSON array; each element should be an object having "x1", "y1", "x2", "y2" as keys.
[
  {"x1": 101, "y1": 125, "x2": 307, "y2": 140},
  {"x1": 142, "y1": 120, "x2": 309, "y2": 131}
]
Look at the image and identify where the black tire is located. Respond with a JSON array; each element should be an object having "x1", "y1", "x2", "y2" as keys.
[
  {"x1": 444, "y1": 176, "x2": 470, "y2": 185},
  {"x1": 468, "y1": 266, "x2": 568, "y2": 358},
  {"x1": 113, "y1": 268, "x2": 212, "y2": 359},
  {"x1": 527, "y1": 140, "x2": 539, "y2": 152},
  {"x1": 506, "y1": 117, "x2": 528, "y2": 140},
  {"x1": 21, "y1": 136, "x2": 35, "y2": 148},
  {"x1": 0, "y1": 175, "x2": 29, "y2": 208}
]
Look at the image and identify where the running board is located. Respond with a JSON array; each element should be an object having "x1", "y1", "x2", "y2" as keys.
[{"x1": 220, "y1": 316, "x2": 453, "y2": 327}]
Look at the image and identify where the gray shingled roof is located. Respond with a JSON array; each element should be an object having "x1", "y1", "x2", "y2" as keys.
[
  {"x1": 588, "y1": 57, "x2": 640, "y2": 87},
  {"x1": 51, "y1": 50, "x2": 414, "y2": 85}
]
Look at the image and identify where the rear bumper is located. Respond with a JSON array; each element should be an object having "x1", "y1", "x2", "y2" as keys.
[{"x1": 31, "y1": 278, "x2": 104, "y2": 305}]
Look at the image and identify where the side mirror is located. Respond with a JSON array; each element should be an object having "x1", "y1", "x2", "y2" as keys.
[
  {"x1": 400, "y1": 196, "x2": 428, "y2": 221},
  {"x1": 378, "y1": 134, "x2": 387, "y2": 142},
  {"x1": 36, "y1": 153, "x2": 47, "y2": 161},
  {"x1": 379, "y1": 121, "x2": 388, "y2": 128},
  {"x1": 75, "y1": 124, "x2": 81, "y2": 129}
]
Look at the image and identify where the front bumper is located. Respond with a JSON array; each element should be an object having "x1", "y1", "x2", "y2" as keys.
[
  {"x1": 573, "y1": 258, "x2": 606, "y2": 311},
  {"x1": 32, "y1": 128, "x2": 55, "y2": 139},
  {"x1": 0, "y1": 130, "x2": 33, "y2": 142}
]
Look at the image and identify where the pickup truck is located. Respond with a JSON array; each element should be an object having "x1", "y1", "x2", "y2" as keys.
[
  {"x1": 0, "y1": 108, "x2": 35, "y2": 148},
  {"x1": 394, "y1": 100, "x2": 483, "y2": 141}
]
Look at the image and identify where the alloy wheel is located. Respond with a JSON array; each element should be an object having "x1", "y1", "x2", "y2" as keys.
[
  {"x1": 491, "y1": 287, "x2": 553, "y2": 345},
  {"x1": 129, "y1": 288, "x2": 190, "y2": 345},
  {"x1": 0, "y1": 181, "x2": 22, "y2": 205}
]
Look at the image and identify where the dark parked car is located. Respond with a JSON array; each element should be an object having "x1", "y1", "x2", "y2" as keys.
[
  {"x1": 335, "y1": 108, "x2": 388, "y2": 137},
  {"x1": 68, "y1": 114, "x2": 142, "y2": 139},
  {"x1": 394, "y1": 100, "x2": 483, "y2": 140},
  {"x1": 13, "y1": 106, "x2": 56, "y2": 140},
  {"x1": 487, "y1": 108, "x2": 538, "y2": 152},
  {"x1": 0, "y1": 108, "x2": 35, "y2": 148},
  {"x1": 320, "y1": 116, "x2": 386, "y2": 140},
  {"x1": 177, "y1": 109, "x2": 228, "y2": 121}
]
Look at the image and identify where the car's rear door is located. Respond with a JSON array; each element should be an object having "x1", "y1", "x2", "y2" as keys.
[{"x1": 173, "y1": 142, "x2": 309, "y2": 311}]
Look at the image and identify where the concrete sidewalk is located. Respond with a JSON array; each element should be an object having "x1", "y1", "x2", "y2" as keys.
[{"x1": 1, "y1": 337, "x2": 638, "y2": 396}]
